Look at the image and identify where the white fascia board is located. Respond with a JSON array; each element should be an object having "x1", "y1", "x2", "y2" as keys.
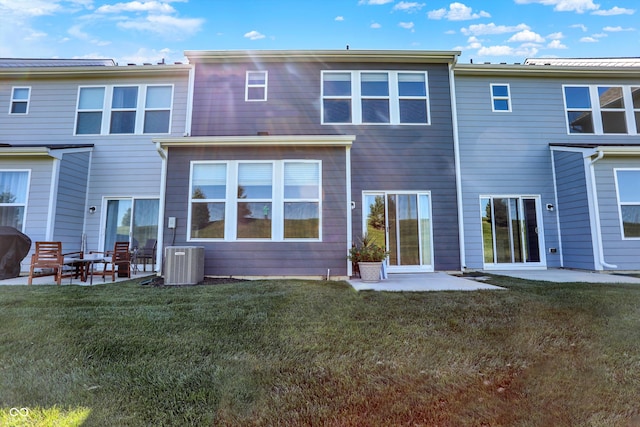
[{"x1": 154, "y1": 135, "x2": 356, "y2": 148}]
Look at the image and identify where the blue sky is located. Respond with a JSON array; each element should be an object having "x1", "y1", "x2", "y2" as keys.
[{"x1": 0, "y1": 0, "x2": 637, "y2": 65}]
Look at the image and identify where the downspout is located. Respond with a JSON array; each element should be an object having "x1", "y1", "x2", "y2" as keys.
[
  {"x1": 449, "y1": 61, "x2": 466, "y2": 271},
  {"x1": 184, "y1": 64, "x2": 195, "y2": 137},
  {"x1": 155, "y1": 141, "x2": 169, "y2": 276},
  {"x1": 346, "y1": 144, "x2": 353, "y2": 277},
  {"x1": 588, "y1": 149, "x2": 617, "y2": 269}
]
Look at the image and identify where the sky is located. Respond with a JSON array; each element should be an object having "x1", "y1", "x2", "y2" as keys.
[{"x1": 0, "y1": 0, "x2": 637, "y2": 65}]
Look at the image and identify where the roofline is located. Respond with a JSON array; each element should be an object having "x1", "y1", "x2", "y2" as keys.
[
  {"x1": 550, "y1": 143, "x2": 640, "y2": 156},
  {"x1": 184, "y1": 49, "x2": 460, "y2": 64},
  {"x1": 154, "y1": 135, "x2": 356, "y2": 148},
  {"x1": 455, "y1": 62, "x2": 640, "y2": 77},
  {"x1": 0, "y1": 63, "x2": 192, "y2": 79},
  {"x1": 0, "y1": 144, "x2": 94, "y2": 157}
]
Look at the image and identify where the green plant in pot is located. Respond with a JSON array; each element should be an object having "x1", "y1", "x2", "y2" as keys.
[{"x1": 347, "y1": 234, "x2": 389, "y2": 282}]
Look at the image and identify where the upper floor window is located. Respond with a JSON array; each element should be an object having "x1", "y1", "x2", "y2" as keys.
[
  {"x1": 246, "y1": 71, "x2": 268, "y2": 101},
  {"x1": 9, "y1": 87, "x2": 30, "y2": 114},
  {"x1": 0, "y1": 170, "x2": 29, "y2": 231},
  {"x1": 189, "y1": 160, "x2": 321, "y2": 241},
  {"x1": 75, "y1": 84, "x2": 173, "y2": 135},
  {"x1": 490, "y1": 84, "x2": 511, "y2": 112},
  {"x1": 322, "y1": 71, "x2": 429, "y2": 125},
  {"x1": 615, "y1": 169, "x2": 640, "y2": 239},
  {"x1": 563, "y1": 85, "x2": 639, "y2": 135}
]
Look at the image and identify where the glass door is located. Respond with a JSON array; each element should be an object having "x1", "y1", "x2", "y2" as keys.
[
  {"x1": 481, "y1": 196, "x2": 543, "y2": 267},
  {"x1": 363, "y1": 192, "x2": 433, "y2": 272},
  {"x1": 104, "y1": 198, "x2": 159, "y2": 251}
]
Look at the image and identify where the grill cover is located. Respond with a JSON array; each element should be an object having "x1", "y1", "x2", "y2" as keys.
[{"x1": 0, "y1": 227, "x2": 31, "y2": 279}]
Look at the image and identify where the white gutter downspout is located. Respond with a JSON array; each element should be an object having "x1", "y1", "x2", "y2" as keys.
[
  {"x1": 346, "y1": 145, "x2": 353, "y2": 277},
  {"x1": 155, "y1": 141, "x2": 169, "y2": 276},
  {"x1": 588, "y1": 149, "x2": 617, "y2": 270},
  {"x1": 449, "y1": 61, "x2": 466, "y2": 271}
]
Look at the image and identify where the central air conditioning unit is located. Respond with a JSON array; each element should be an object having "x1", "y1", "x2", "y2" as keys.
[{"x1": 164, "y1": 246, "x2": 204, "y2": 285}]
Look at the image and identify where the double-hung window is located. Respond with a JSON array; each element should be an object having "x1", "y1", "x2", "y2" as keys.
[
  {"x1": 322, "y1": 71, "x2": 429, "y2": 125},
  {"x1": 189, "y1": 160, "x2": 321, "y2": 241},
  {"x1": 490, "y1": 84, "x2": 511, "y2": 112},
  {"x1": 9, "y1": 87, "x2": 30, "y2": 114},
  {"x1": 563, "y1": 85, "x2": 639, "y2": 135},
  {"x1": 246, "y1": 71, "x2": 268, "y2": 101},
  {"x1": 615, "y1": 169, "x2": 640, "y2": 238},
  {"x1": 0, "y1": 170, "x2": 29, "y2": 231},
  {"x1": 75, "y1": 85, "x2": 173, "y2": 135}
]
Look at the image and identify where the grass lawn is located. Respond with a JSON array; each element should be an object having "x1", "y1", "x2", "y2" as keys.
[{"x1": 1, "y1": 276, "x2": 640, "y2": 426}]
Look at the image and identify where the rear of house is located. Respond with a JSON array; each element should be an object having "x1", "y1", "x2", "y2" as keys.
[
  {"x1": 455, "y1": 58, "x2": 640, "y2": 272},
  {"x1": 156, "y1": 50, "x2": 462, "y2": 279}
]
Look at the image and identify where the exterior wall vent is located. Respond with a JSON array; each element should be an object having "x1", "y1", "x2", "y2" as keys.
[{"x1": 164, "y1": 246, "x2": 205, "y2": 285}]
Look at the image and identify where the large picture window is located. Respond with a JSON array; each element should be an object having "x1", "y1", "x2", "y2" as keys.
[
  {"x1": 189, "y1": 160, "x2": 322, "y2": 241},
  {"x1": 322, "y1": 71, "x2": 429, "y2": 125},
  {"x1": 564, "y1": 85, "x2": 638, "y2": 135},
  {"x1": 75, "y1": 85, "x2": 173, "y2": 135},
  {"x1": 0, "y1": 171, "x2": 29, "y2": 231},
  {"x1": 615, "y1": 169, "x2": 640, "y2": 238}
]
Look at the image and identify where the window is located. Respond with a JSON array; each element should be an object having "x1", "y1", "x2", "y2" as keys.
[
  {"x1": 563, "y1": 85, "x2": 639, "y2": 135},
  {"x1": 9, "y1": 87, "x2": 30, "y2": 114},
  {"x1": 246, "y1": 71, "x2": 268, "y2": 101},
  {"x1": 0, "y1": 171, "x2": 29, "y2": 231},
  {"x1": 490, "y1": 84, "x2": 511, "y2": 112},
  {"x1": 615, "y1": 169, "x2": 640, "y2": 238},
  {"x1": 322, "y1": 71, "x2": 429, "y2": 125},
  {"x1": 75, "y1": 85, "x2": 172, "y2": 135},
  {"x1": 189, "y1": 160, "x2": 321, "y2": 241}
]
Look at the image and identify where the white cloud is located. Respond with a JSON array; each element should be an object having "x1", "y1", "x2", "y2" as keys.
[
  {"x1": 117, "y1": 14, "x2": 204, "y2": 38},
  {"x1": 0, "y1": 0, "x2": 63, "y2": 17},
  {"x1": 428, "y1": 2, "x2": 490, "y2": 20},
  {"x1": 370, "y1": 22, "x2": 382, "y2": 28},
  {"x1": 592, "y1": 6, "x2": 635, "y2": 16},
  {"x1": 96, "y1": 1, "x2": 176, "y2": 14},
  {"x1": 547, "y1": 31, "x2": 564, "y2": 39},
  {"x1": 570, "y1": 23, "x2": 588, "y2": 31},
  {"x1": 547, "y1": 39, "x2": 567, "y2": 48},
  {"x1": 393, "y1": 2, "x2": 425, "y2": 13},
  {"x1": 580, "y1": 36, "x2": 598, "y2": 42},
  {"x1": 335, "y1": 16, "x2": 344, "y2": 21},
  {"x1": 514, "y1": 0, "x2": 599, "y2": 13},
  {"x1": 508, "y1": 29, "x2": 545, "y2": 43},
  {"x1": 461, "y1": 23, "x2": 530, "y2": 36},
  {"x1": 603, "y1": 26, "x2": 635, "y2": 32},
  {"x1": 477, "y1": 44, "x2": 539, "y2": 57},
  {"x1": 117, "y1": 47, "x2": 183, "y2": 65},
  {"x1": 244, "y1": 30, "x2": 266, "y2": 40},
  {"x1": 399, "y1": 21, "x2": 415, "y2": 31}
]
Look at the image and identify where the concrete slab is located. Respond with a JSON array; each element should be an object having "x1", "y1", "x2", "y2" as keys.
[
  {"x1": 349, "y1": 272, "x2": 505, "y2": 292},
  {"x1": 489, "y1": 269, "x2": 640, "y2": 284}
]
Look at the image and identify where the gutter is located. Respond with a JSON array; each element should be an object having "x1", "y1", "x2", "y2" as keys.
[
  {"x1": 587, "y1": 149, "x2": 617, "y2": 270},
  {"x1": 449, "y1": 61, "x2": 466, "y2": 271}
]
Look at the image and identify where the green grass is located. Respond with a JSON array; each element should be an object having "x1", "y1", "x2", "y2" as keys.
[{"x1": 1, "y1": 277, "x2": 640, "y2": 426}]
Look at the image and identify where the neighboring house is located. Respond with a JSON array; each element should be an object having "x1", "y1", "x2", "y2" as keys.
[
  {"x1": 155, "y1": 50, "x2": 462, "y2": 279},
  {"x1": 454, "y1": 58, "x2": 640, "y2": 272},
  {"x1": 0, "y1": 58, "x2": 191, "y2": 272}
]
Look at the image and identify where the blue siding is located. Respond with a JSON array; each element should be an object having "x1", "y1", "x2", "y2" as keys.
[{"x1": 552, "y1": 150, "x2": 595, "y2": 270}]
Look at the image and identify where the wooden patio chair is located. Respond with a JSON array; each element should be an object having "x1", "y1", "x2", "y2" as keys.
[
  {"x1": 27, "y1": 241, "x2": 74, "y2": 285},
  {"x1": 93, "y1": 241, "x2": 131, "y2": 282}
]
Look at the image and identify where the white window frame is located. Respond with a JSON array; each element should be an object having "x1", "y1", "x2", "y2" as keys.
[
  {"x1": 188, "y1": 160, "x2": 322, "y2": 242},
  {"x1": 0, "y1": 169, "x2": 30, "y2": 232},
  {"x1": 74, "y1": 84, "x2": 174, "y2": 136},
  {"x1": 321, "y1": 70, "x2": 430, "y2": 125},
  {"x1": 614, "y1": 168, "x2": 640, "y2": 240},
  {"x1": 245, "y1": 71, "x2": 268, "y2": 102},
  {"x1": 490, "y1": 83, "x2": 511, "y2": 112},
  {"x1": 563, "y1": 84, "x2": 639, "y2": 135},
  {"x1": 9, "y1": 87, "x2": 30, "y2": 115}
]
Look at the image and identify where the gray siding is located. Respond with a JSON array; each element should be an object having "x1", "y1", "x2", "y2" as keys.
[
  {"x1": 53, "y1": 151, "x2": 91, "y2": 252},
  {"x1": 190, "y1": 61, "x2": 460, "y2": 271},
  {"x1": 164, "y1": 146, "x2": 349, "y2": 277},
  {"x1": 552, "y1": 150, "x2": 595, "y2": 270}
]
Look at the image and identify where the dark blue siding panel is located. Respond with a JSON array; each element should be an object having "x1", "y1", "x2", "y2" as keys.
[
  {"x1": 552, "y1": 150, "x2": 595, "y2": 270},
  {"x1": 53, "y1": 151, "x2": 90, "y2": 252}
]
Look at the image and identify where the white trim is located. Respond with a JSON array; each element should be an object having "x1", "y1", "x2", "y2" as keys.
[
  {"x1": 449, "y1": 62, "x2": 465, "y2": 270},
  {"x1": 490, "y1": 83, "x2": 511, "y2": 112},
  {"x1": 9, "y1": 86, "x2": 30, "y2": 115},
  {"x1": 245, "y1": 70, "x2": 268, "y2": 102},
  {"x1": 346, "y1": 145, "x2": 353, "y2": 276},
  {"x1": 613, "y1": 168, "x2": 640, "y2": 240},
  {"x1": 0, "y1": 169, "x2": 30, "y2": 232},
  {"x1": 155, "y1": 134, "x2": 355, "y2": 147}
]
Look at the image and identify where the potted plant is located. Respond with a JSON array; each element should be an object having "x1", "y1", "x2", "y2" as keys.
[{"x1": 347, "y1": 234, "x2": 389, "y2": 282}]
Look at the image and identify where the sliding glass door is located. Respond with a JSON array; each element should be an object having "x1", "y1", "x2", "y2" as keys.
[
  {"x1": 104, "y1": 198, "x2": 159, "y2": 251},
  {"x1": 363, "y1": 192, "x2": 433, "y2": 272},
  {"x1": 481, "y1": 196, "x2": 543, "y2": 267}
]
